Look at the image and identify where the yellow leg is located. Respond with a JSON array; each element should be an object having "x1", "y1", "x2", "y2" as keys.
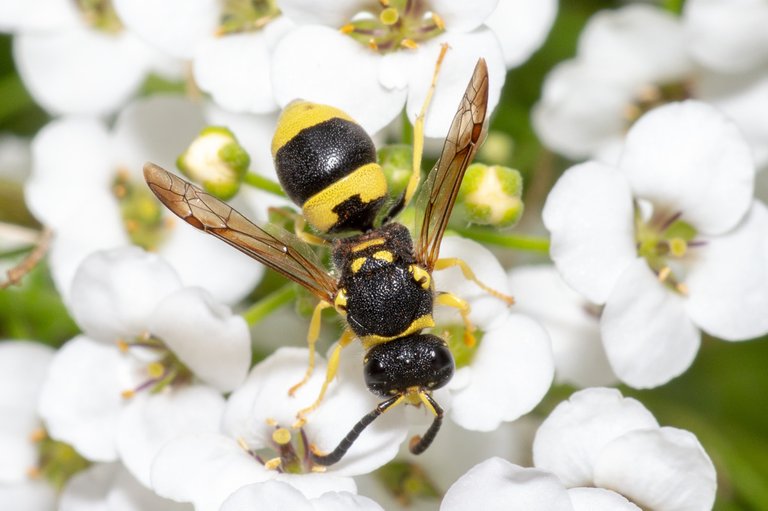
[
  {"x1": 403, "y1": 43, "x2": 450, "y2": 209},
  {"x1": 435, "y1": 293, "x2": 476, "y2": 347},
  {"x1": 294, "y1": 329, "x2": 355, "y2": 427},
  {"x1": 289, "y1": 301, "x2": 332, "y2": 396},
  {"x1": 434, "y1": 258, "x2": 515, "y2": 305}
]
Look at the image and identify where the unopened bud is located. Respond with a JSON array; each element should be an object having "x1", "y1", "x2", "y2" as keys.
[
  {"x1": 457, "y1": 164, "x2": 524, "y2": 228},
  {"x1": 177, "y1": 126, "x2": 250, "y2": 200}
]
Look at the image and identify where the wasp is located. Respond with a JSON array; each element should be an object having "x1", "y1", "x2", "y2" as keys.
[{"x1": 144, "y1": 52, "x2": 511, "y2": 466}]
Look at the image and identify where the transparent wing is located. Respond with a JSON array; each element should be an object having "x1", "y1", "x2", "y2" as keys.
[
  {"x1": 415, "y1": 59, "x2": 489, "y2": 271},
  {"x1": 144, "y1": 163, "x2": 337, "y2": 303}
]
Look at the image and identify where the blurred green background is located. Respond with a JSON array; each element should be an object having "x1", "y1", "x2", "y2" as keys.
[{"x1": 1, "y1": 1, "x2": 766, "y2": 509}]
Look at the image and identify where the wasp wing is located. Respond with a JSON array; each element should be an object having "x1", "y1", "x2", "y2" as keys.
[
  {"x1": 144, "y1": 163, "x2": 337, "y2": 303},
  {"x1": 414, "y1": 59, "x2": 489, "y2": 271}
]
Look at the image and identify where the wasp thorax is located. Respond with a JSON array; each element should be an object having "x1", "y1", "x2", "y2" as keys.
[{"x1": 364, "y1": 334, "x2": 454, "y2": 397}]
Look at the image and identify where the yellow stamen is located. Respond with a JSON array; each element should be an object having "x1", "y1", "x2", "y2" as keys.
[
  {"x1": 400, "y1": 38, "x2": 418, "y2": 49},
  {"x1": 340, "y1": 23, "x2": 355, "y2": 34},
  {"x1": 264, "y1": 457, "x2": 282, "y2": 470},
  {"x1": 29, "y1": 428, "x2": 46, "y2": 442},
  {"x1": 272, "y1": 427, "x2": 291, "y2": 446},
  {"x1": 676, "y1": 282, "x2": 689, "y2": 295},
  {"x1": 236, "y1": 437, "x2": 250, "y2": 451},
  {"x1": 121, "y1": 389, "x2": 135, "y2": 399},
  {"x1": 432, "y1": 12, "x2": 445, "y2": 30},
  {"x1": 368, "y1": 38, "x2": 379, "y2": 51},
  {"x1": 658, "y1": 266, "x2": 672, "y2": 283},
  {"x1": 117, "y1": 339, "x2": 130, "y2": 353}
]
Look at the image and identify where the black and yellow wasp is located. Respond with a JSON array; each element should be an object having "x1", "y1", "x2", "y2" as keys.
[{"x1": 144, "y1": 53, "x2": 511, "y2": 466}]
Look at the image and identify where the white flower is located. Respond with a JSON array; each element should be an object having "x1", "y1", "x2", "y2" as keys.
[
  {"x1": 151, "y1": 347, "x2": 408, "y2": 511},
  {"x1": 272, "y1": 0, "x2": 552, "y2": 136},
  {"x1": 37, "y1": 247, "x2": 250, "y2": 487},
  {"x1": 543, "y1": 101, "x2": 768, "y2": 388},
  {"x1": 442, "y1": 388, "x2": 716, "y2": 511},
  {"x1": 432, "y1": 236, "x2": 554, "y2": 431},
  {"x1": 114, "y1": 0, "x2": 292, "y2": 114},
  {"x1": 60, "y1": 463, "x2": 191, "y2": 511},
  {"x1": 533, "y1": 3, "x2": 768, "y2": 169},
  {"x1": 533, "y1": 388, "x2": 716, "y2": 510},
  {"x1": 5, "y1": 0, "x2": 174, "y2": 117},
  {"x1": 25, "y1": 96, "x2": 264, "y2": 304},
  {"x1": 507, "y1": 265, "x2": 616, "y2": 387},
  {"x1": 0, "y1": 341, "x2": 57, "y2": 511},
  {"x1": 221, "y1": 480, "x2": 384, "y2": 511}
]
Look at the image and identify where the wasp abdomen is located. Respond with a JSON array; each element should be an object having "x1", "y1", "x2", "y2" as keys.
[{"x1": 272, "y1": 101, "x2": 388, "y2": 233}]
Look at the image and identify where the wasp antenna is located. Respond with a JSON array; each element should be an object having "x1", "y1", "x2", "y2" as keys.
[
  {"x1": 408, "y1": 393, "x2": 444, "y2": 455},
  {"x1": 310, "y1": 395, "x2": 402, "y2": 466}
]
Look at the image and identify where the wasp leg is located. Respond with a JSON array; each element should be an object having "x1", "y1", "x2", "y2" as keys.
[
  {"x1": 294, "y1": 329, "x2": 355, "y2": 427},
  {"x1": 435, "y1": 292, "x2": 476, "y2": 347},
  {"x1": 402, "y1": 43, "x2": 450, "y2": 210},
  {"x1": 289, "y1": 301, "x2": 333, "y2": 396},
  {"x1": 310, "y1": 394, "x2": 404, "y2": 466},
  {"x1": 268, "y1": 207, "x2": 329, "y2": 246},
  {"x1": 410, "y1": 392, "x2": 444, "y2": 455},
  {"x1": 434, "y1": 257, "x2": 515, "y2": 305}
]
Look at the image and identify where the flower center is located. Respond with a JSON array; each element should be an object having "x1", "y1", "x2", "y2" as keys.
[
  {"x1": 75, "y1": 0, "x2": 123, "y2": 33},
  {"x1": 341, "y1": 0, "x2": 445, "y2": 53},
  {"x1": 635, "y1": 205, "x2": 702, "y2": 294},
  {"x1": 118, "y1": 333, "x2": 194, "y2": 398},
  {"x1": 239, "y1": 422, "x2": 323, "y2": 474},
  {"x1": 374, "y1": 460, "x2": 441, "y2": 505},
  {"x1": 218, "y1": 0, "x2": 281, "y2": 34},
  {"x1": 624, "y1": 80, "x2": 691, "y2": 126},
  {"x1": 444, "y1": 325, "x2": 482, "y2": 369},
  {"x1": 29, "y1": 428, "x2": 90, "y2": 490},
  {"x1": 112, "y1": 170, "x2": 169, "y2": 251}
]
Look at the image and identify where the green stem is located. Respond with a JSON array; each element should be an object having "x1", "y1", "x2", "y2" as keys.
[
  {"x1": 241, "y1": 283, "x2": 297, "y2": 326},
  {"x1": 662, "y1": 0, "x2": 685, "y2": 15},
  {"x1": 243, "y1": 172, "x2": 286, "y2": 197},
  {"x1": 454, "y1": 227, "x2": 550, "y2": 253}
]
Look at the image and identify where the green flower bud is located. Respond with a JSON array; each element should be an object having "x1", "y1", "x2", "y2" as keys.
[
  {"x1": 457, "y1": 164, "x2": 524, "y2": 228},
  {"x1": 177, "y1": 126, "x2": 250, "y2": 200}
]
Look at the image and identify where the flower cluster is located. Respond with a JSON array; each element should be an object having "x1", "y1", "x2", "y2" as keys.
[{"x1": 1, "y1": 0, "x2": 766, "y2": 510}]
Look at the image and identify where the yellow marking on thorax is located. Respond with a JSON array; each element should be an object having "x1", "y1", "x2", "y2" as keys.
[
  {"x1": 351, "y1": 238, "x2": 385, "y2": 252},
  {"x1": 409, "y1": 264, "x2": 432, "y2": 290},
  {"x1": 271, "y1": 101, "x2": 353, "y2": 155},
  {"x1": 372, "y1": 250, "x2": 393, "y2": 262},
  {"x1": 302, "y1": 163, "x2": 387, "y2": 232},
  {"x1": 351, "y1": 257, "x2": 367, "y2": 273},
  {"x1": 361, "y1": 314, "x2": 435, "y2": 349},
  {"x1": 334, "y1": 289, "x2": 348, "y2": 314}
]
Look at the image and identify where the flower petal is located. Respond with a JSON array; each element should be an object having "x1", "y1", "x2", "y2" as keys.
[
  {"x1": 151, "y1": 432, "x2": 269, "y2": 511},
  {"x1": 0, "y1": 342, "x2": 54, "y2": 482},
  {"x1": 150, "y1": 288, "x2": 251, "y2": 391},
  {"x1": 684, "y1": 0, "x2": 768, "y2": 73},
  {"x1": 108, "y1": 466, "x2": 192, "y2": 511},
  {"x1": 430, "y1": 0, "x2": 499, "y2": 32},
  {"x1": 277, "y1": 0, "x2": 366, "y2": 26},
  {"x1": 271, "y1": 25, "x2": 406, "y2": 134},
  {"x1": 684, "y1": 201, "x2": 768, "y2": 340},
  {"x1": 542, "y1": 161, "x2": 636, "y2": 304},
  {"x1": 26, "y1": 117, "x2": 113, "y2": 229},
  {"x1": 59, "y1": 462, "x2": 118, "y2": 511},
  {"x1": 311, "y1": 489, "x2": 385, "y2": 511},
  {"x1": 449, "y1": 314, "x2": 553, "y2": 431},
  {"x1": 14, "y1": 27, "x2": 152, "y2": 116},
  {"x1": 0, "y1": 0, "x2": 78, "y2": 32},
  {"x1": 532, "y1": 60, "x2": 631, "y2": 160},
  {"x1": 194, "y1": 28, "x2": 284, "y2": 114},
  {"x1": 113, "y1": 0, "x2": 220, "y2": 59},
  {"x1": 567, "y1": 487, "x2": 641, "y2": 511},
  {"x1": 532, "y1": 388, "x2": 659, "y2": 487},
  {"x1": 601, "y1": 258, "x2": 701, "y2": 388},
  {"x1": 579, "y1": 5, "x2": 691, "y2": 86},
  {"x1": 0, "y1": 479, "x2": 56, "y2": 511},
  {"x1": 593, "y1": 427, "x2": 717, "y2": 511},
  {"x1": 38, "y1": 337, "x2": 133, "y2": 461},
  {"x1": 117, "y1": 385, "x2": 226, "y2": 487},
  {"x1": 485, "y1": 0, "x2": 557, "y2": 68},
  {"x1": 220, "y1": 481, "x2": 313, "y2": 511},
  {"x1": 620, "y1": 100, "x2": 755, "y2": 235},
  {"x1": 112, "y1": 96, "x2": 207, "y2": 177},
  {"x1": 69, "y1": 247, "x2": 182, "y2": 343},
  {"x1": 507, "y1": 265, "x2": 616, "y2": 388},
  {"x1": 441, "y1": 458, "x2": 574, "y2": 511}
]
